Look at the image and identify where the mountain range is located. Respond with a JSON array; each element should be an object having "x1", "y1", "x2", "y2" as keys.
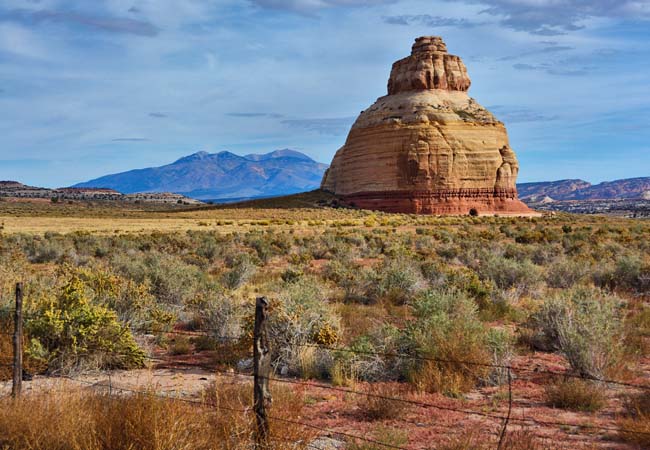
[
  {"x1": 518, "y1": 177, "x2": 650, "y2": 202},
  {"x1": 73, "y1": 150, "x2": 649, "y2": 203},
  {"x1": 73, "y1": 149, "x2": 328, "y2": 201}
]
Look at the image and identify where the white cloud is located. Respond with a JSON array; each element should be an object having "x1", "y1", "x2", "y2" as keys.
[
  {"x1": 249, "y1": 0, "x2": 394, "y2": 14},
  {"x1": 0, "y1": 22, "x2": 48, "y2": 59},
  {"x1": 462, "y1": 0, "x2": 650, "y2": 34}
]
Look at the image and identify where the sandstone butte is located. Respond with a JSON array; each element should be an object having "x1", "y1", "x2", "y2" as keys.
[{"x1": 321, "y1": 36, "x2": 535, "y2": 215}]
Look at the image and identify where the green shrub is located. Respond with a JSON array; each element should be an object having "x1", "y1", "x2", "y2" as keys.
[
  {"x1": 190, "y1": 335, "x2": 218, "y2": 351},
  {"x1": 477, "y1": 255, "x2": 542, "y2": 295},
  {"x1": 200, "y1": 295, "x2": 244, "y2": 342},
  {"x1": 168, "y1": 336, "x2": 192, "y2": 355},
  {"x1": 369, "y1": 257, "x2": 425, "y2": 304},
  {"x1": 266, "y1": 276, "x2": 340, "y2": 377},
  {"x1": 332, "y1": 326, "x2": 402, "y2": 382},
  {"x1": 485, "y1": 328, "x2": 514, "y2": 385},
  {"x1": 610, "y1": 255, "x2": 650, "y2": 293},
  {"x1": 347, "y1": 426, "x2": 408, "y2": 450},
  {"x1": 324, "y1": 259, "x2": 370, "y2": 302},
  {"x1": 221, "y1": 253, "x2": 257, "y2": 290},
  {"x1": 112, "y1": 251, "x2": 208, "y2": 306},
  {"x1": 446, "y1": 267, "x2": 494, "y2": 304},
  {"x1": 420, "y1": 261, "x2": 447, "y2": 287},
  {"x1": 400, "y1": 290, "x2": 504, "y2": 395},
  {"x1": 530, "y1": 287, "x2": 624, "y2": 379},
  {"x1": 546, "y1": 258, "x2": 588, "y2": 289},
  {"x1": 27, "y1": 236, "x2": 74, "y2": 264},
  {"x1": 77, "y1": 267, "x2": 175, "y2": 333},
  {"x1": 27, "y1": 275, "x2": 145, "y2": 372}
]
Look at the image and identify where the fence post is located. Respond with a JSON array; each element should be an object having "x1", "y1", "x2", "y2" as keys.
[
  {"x1": 12, "y1": 282, "x2": 23, "y2": 399},
  {"x1": 497, "y1": 367, "x2": 512, "y2": 450},
  {"x1": 253, "y1": 296, "x2": 272, "y2": 449}
]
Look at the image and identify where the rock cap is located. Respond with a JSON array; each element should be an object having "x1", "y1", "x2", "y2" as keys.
[
  {"x1": 412, "y1": 36, "x2": 448, "y2": 54},
  {"x1": 387, "y1": 36, "x2": 471, "y2": 95}
]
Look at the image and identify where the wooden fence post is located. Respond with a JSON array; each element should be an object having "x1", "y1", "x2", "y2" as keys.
[
  {"x1": 12, "y1": 282, "x2": 23, "y2": 399},
  {"x1": 253, "y1": 296, "x2": 272, "y2": 448},
  {"x1": 497, "y1": 367, "x2": 512, "y2": 450}
]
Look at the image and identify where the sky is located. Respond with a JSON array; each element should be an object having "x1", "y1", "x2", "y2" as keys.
[{"x1": 0, "y1": 0, "x2": 649, "y2": 187}]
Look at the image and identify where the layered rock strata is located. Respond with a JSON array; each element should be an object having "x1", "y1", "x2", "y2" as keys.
[{"x1": 321, "y1": 36, "x2": 533, "y2": 215}]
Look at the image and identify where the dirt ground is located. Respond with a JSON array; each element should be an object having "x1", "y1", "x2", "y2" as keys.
[{"x1": 3, "y1": 351, "x2": 646, "y2": 450}]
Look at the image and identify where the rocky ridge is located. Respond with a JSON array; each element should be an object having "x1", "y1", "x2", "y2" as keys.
[
  {"x1": 0, "y1": 181, "x2": 200, "y2": 204},
  {"x1": 518, "y1": 177, "x2": 650, "y2": 201}
]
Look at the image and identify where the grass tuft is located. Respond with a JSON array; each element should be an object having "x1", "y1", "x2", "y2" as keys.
[
  {"x1": 544, "y1": 379, "x2": 606, "y2": 412},
  {"x1": 618, "y1": 391, "x2": 650, "y2": 447}
]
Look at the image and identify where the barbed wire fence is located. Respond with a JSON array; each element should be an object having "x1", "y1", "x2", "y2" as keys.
[{"x1": 1, "y1": 284, "x2": 650, "y2": 450}]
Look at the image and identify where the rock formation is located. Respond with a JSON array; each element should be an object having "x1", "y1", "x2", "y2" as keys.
[{"x1": 321, "y1": 36, "x2": 533, "y2": 215}]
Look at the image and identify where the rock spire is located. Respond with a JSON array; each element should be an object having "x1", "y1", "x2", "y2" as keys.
[{"x1": 321, "y1": 36, "x2": 533, "y2": 215}]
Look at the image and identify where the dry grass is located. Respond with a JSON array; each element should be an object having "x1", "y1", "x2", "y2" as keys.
[
  {"x1": 296, "y1": 345, "x2": 319, "y2": 379},
  {"x1": 544, "y1": 379, "x2": 606, "y2": 412},
  {"x1": 331, "y1": 359, "x2": 359, "y2": 387},
  {"x1": 346, "y1": 425, "x2": 409, "y2": 449},
  {"x1": 618, "y1": 391, "x2": 650, "y2": 447},
  {"x1": 336, "y1": 303, "x2": 389, "y2": 341},
  {"x1": 0, "y1": 191, "x2": 366, "y2": 234},
  {"x1": 0, "y1": 316, "x2": 45, "y2": 382},
  {"x1": 205, "y1": 375, "x2": 316, "y2": 447},
  {"x1": 0, "y1": 377, "x2": 313, "y2": 450},
  {"x1": 409, "y1": 359, "x2": 490, "y2": 397},
  {"x1": 439, "y1": 428, "x2": 547, "y2": 450},
  {"x1": 168, "y1": 335, "x2": 192, "y2": 355},
  {"x1": 356, "y1": 382, "x2": 408, "y2": 421},
  {"x1": 0, "y1": 326, "x2": 12, "y2": 381},
  {"x1": 0, "y1": 390, "x2": 229, "y2": 450},
  {"x1": 0, "y1": 215, "x2": 242, "y2": 235}
]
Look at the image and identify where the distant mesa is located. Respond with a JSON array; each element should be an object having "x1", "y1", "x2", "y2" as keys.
[
  {"x1": 517, "y1": 179, "x2": 592, "y2": 202},
  {"x1": 518, "y1": 177, "x2": 650, "y2": 201},
  {"x1": 0, "y1": 181, "x2": 200, "y2": 204},
  {"x1": 73, "y1": 149, "x2": 328, "y2": 201},
  {"x1": 321, "y1": 36, "x2": 533, "y2": 215}
]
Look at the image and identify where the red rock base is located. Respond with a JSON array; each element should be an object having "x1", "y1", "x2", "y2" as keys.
[{"x1": 339, "y1": 189, "x2": 535, "y2": 216}]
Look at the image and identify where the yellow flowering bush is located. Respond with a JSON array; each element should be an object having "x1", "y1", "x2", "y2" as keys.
[{"x1": 27, "y1": 275, "x2": 145, "y2": 371}]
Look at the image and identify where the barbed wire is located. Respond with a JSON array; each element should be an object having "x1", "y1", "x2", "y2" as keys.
[
  {"x1": 144, "y1": 329, "x2": 650, "y2": 391},
  {"x1": 59, "y1": 375, "x2": 408, "y2": 449},
  {"x1": 242, "y1": 372, "x2": 649, "y2": 435},
  {"x1": 4, "y1": 314, "x2": 649, "y2": 391},
  {"x1": 3, "y1": 305, "x2": 650, "y2": 442},
  {"x1": 4, "y1": 346, "x2": 650, "y2": 439},
  {"x1": 156, "y1": 363, "x2": 650, "y2": 438},
  {"x1": 511, "y1": 365, "x2": 650, "y2": 390},
  {"x1": 32, "y1": 363, "x2": 650, "y2": 439},
  {"x1": 267, "y1": 415, "x2": 408, "y2": 450}
]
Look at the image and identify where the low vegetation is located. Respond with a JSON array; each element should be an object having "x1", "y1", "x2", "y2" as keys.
[
  {"x1": 544, "y1": 379, "x2": 606, "y2": 412},
  {"x1": 0, "y1": 378, "x2": 312, "y2": 450},
  {"x1": 0, "y1": 202, "x2": 648, "y2": 448},
  {"x1": 618, "y1": 391, "x2": 650, "y2": 447}
]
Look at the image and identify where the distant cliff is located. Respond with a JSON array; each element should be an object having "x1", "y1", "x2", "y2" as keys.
[
  {"x1": 518, "y1": 177, "x2": 650, "y2": 201},
  {"x1": 0, "y1": 181, "x2": 199, "y2": 204}
]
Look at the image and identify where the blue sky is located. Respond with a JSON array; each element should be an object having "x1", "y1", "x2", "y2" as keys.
[{"x1": 0, "y1": 0, "x2": 649, "y2": 187}]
